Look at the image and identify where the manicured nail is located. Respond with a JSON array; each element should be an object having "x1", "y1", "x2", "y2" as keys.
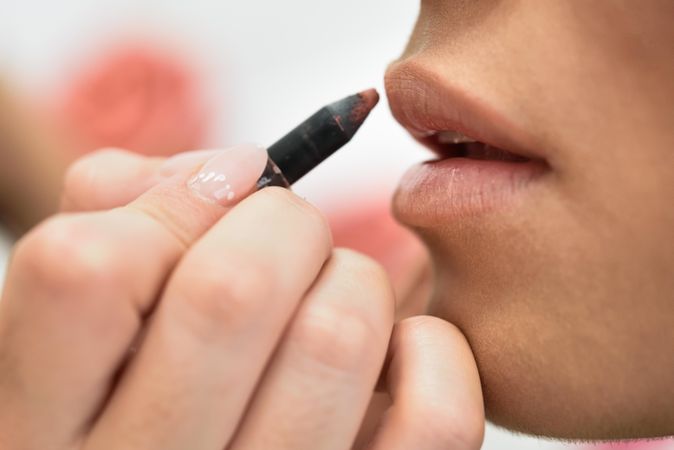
[
  {"x1": 187, "y1": 144, "x2": 269, "y2": 205},
  {"x1": 159, "y1": 149, "x2": 221, "y2": 179}
]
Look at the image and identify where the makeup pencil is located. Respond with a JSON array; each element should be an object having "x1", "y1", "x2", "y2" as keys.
[{"x1": 255, "y1": 89, "x2": 379, "y2": 189}]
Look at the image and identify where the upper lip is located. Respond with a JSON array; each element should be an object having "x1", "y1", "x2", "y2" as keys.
[{"x1": 385, "y1": 59, "x2": 545, "y2": 162}]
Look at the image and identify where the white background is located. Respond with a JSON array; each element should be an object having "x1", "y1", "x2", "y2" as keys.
[{"x1": 1, "y1": 2, "x2": 666, "y2": 449}]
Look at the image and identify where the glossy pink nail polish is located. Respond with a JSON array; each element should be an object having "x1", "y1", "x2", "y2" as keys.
[{"x1": 187, "y1": 144, "x2": 268, "y2": 206}]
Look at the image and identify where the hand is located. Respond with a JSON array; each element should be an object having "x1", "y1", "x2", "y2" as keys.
[{"x1": 0, "y1": 146, "x2": 484, "y2": 449}]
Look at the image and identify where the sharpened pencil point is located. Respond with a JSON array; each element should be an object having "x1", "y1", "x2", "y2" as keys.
[{"x1": 358, "y1": 88, "x2": 380, "y2": 111}]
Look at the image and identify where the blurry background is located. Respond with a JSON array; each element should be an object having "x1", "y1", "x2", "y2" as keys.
[{"x1": 0, "y1": 2, "x2": 671, "y2": 449}]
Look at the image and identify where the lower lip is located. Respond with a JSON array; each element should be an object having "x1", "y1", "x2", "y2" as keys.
[{"x1": 393, "y1": 157, "x2": 547, "y2": 226}]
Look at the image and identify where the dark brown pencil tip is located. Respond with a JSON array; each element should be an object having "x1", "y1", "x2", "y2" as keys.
[
  {"x1": 348, "y1": 88, "x2": 380, "y2": 127},
  {"x1": 358, "y1": 88, "x2": 380, "y2": 110}
]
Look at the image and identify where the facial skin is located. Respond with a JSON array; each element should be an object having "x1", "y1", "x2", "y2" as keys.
[{"x1": 385, "y1": 0, "x2": 674, "y2": 440}]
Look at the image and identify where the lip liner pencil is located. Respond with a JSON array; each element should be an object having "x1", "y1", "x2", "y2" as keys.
[{"x1": 255, "y1": 89, "x2": 380, "y2": 189}]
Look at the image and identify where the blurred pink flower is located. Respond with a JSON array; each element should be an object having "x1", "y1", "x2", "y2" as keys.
[{"x1": 56, "y1": 43, "x2": 210, "y2": 157}]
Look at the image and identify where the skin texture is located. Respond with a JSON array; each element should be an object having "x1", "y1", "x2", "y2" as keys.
[
  {"x1": 0, "y1": 148, "x2": 484, "y2": 450},
  {"x1": 386, "y1": 0, "x2": 674, "y2": 439}
]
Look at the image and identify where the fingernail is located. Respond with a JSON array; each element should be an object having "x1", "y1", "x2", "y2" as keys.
[
  {"x1": 159, "y1": 149, "x2": 221, "y2": 178},
  {"x1": 187, "y1": 144, "x2": 269, "y2": 205}
]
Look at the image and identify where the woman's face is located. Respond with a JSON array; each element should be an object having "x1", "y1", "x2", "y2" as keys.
[{"x1": 385, "y1": 0, "x2": 674, "y2": 439}]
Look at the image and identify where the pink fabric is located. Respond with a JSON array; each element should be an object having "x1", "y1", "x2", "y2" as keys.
[{"x1": 586, "y1": 438, "x2": 674, "y2": 449}]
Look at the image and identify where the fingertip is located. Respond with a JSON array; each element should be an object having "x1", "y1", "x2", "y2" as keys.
[
  {"x1": 390, "y1": 316, "x2": 484, "y2": 434},
  {"x1": 371, "y1": 315, "x2": 485, "y2": 449}
]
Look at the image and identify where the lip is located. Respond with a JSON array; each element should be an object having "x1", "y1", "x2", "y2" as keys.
[{"x1": 386, "y1": 59, "x2": 549, "y2": 224}]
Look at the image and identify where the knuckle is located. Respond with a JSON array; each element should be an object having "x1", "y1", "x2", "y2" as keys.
[
  {"x1": 171, "y1": 256, "x2": 273, "y2": 335},
  {"x1": 11, "y1": 215, "x2": 126, "y2": 293},
  {"x1": 291, "y1": 302, "x2": 379, "y2": 372}
]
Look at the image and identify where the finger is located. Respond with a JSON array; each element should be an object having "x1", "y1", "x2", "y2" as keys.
[
  {"x1": 61, "y1": 147, "x2": 220, "y2": 212},
  {"x1": 0, "y1": 145, "x2": 268, "y2": 448},
  {"x1": 84, "y1": 187, "x2": 333, "y2": 450},
  {"x1": 229, "y1": 249, "x2": 394, "y2": 450},
  {"x1": 368, "y1": 316, "x2": 485, "y2": 450}
]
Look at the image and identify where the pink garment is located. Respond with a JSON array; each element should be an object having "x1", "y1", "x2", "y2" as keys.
[{"x1": 586, "y1": 438, "x2": 674, "y2": 449}]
